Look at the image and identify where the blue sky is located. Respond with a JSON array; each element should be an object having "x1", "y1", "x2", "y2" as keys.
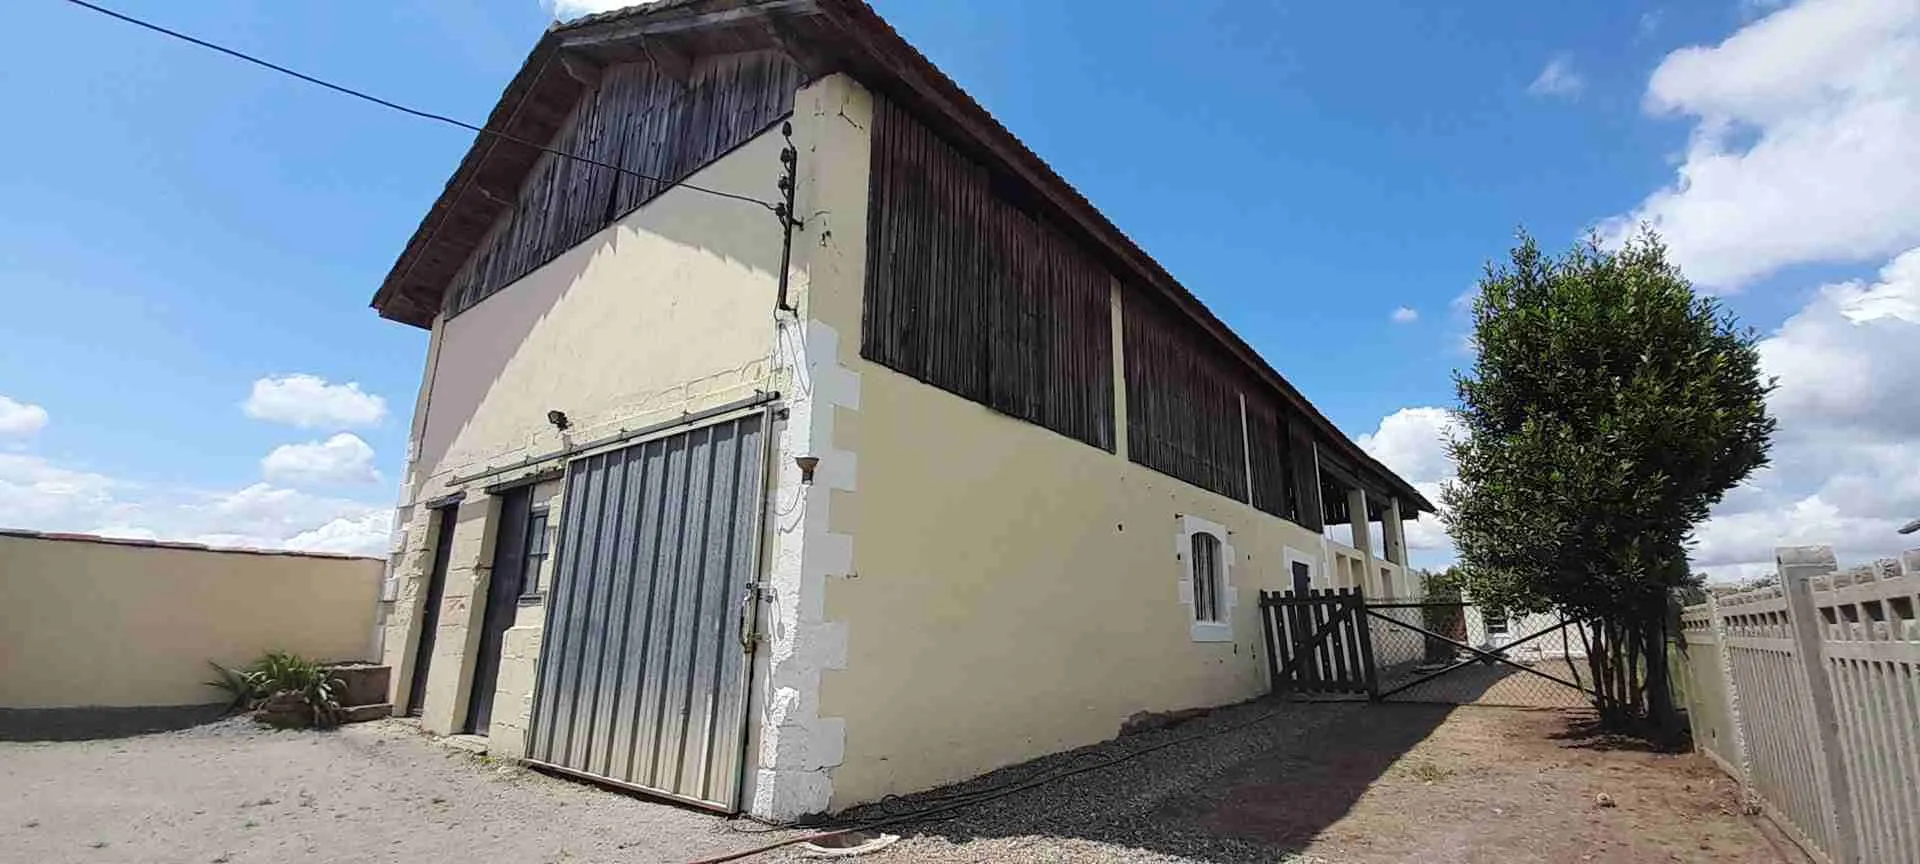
[{"x1": 3, "y1": 0, "x2": 1916, "y2": 578}]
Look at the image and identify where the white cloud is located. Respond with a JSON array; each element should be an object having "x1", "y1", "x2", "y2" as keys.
[
  {"x1": 283, "y1": 510, "x2": 396, "y2": 555},
  {"x1": 243, "y1": 374, "x2": 388, "y2": 429},
  {"x1": 1603, "y1": 0, "x2": 1920, "y2": 289},
  {"x1": 1377, "y1": 2, "x2": 1920, "y2": 584},
  {"x1": 0, "y1": 453, "x2": 391, "y2": 556},
  {"x1": 0, "y1": 453, "x2": 129, "y2": 529},
  {"x1": 0, "y1": 395, "x2": 49, "y2": 437},
  {"x1": 1357, "y1": 407, "x2": 1463, "y2": 567},
  {"x1": 1359, "y1": 248, "x2": 1920, "y2": 579},
  {"x1": 1692, "y1": 246, "x2": 1920, "y2": 579},
  {"x1": 1638, "y1": 9, "x2": 1666, "y2": 40},
  {"x1": 1760, "y1": 248, "x2": 1920, "y2": 435},
  {"x1": 1527, "y1": 55, "x2": 1585, "y2": 98},
  {"x1": 1390, "y1": 306, "x2": 1420, "y2": 324},
  {"x1": 1358, "y1": 407, "x2": 1459, "y2": 487},
  {"x1": 261, "y1": 433, "x2": 382, "y2": 486},
  {"x1": 545, "y1": 0, "x2": 632, "y2": 20}
]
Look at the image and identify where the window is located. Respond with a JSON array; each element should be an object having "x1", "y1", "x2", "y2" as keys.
[
  {"x1": 1191, "y1": 532, "x2": 1222, "y2": 623},
  {"x1": 519, "y1": 507, "x2": 550, "y2": 598},
  {"x1": 1484, "y1": 608, "x2": 1510, "y2": 637},
  {"x1": 1177, "y1": 515, "x2": 1233, "y2": 642}
]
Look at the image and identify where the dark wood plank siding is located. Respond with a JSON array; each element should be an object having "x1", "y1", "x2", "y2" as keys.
[
  {"x1": 1321, "y1": 475, "x2": 1351, "y2": 527},
  {"x1": 1245, "y1": 393, "x2": 1295, "y2": 522},
  {"x1": 862, "y1": 96, "x2": 1114, "y2": 451},
  {"x1": 1122, "y1": 292, "x2": 1248, "y2": 503},
  {"x1": 1288, "y1": 419, "x2": 1325, "y2": 531},
  {"x1": 446, "y1": 50, "x2": 801, "y2": 316}
]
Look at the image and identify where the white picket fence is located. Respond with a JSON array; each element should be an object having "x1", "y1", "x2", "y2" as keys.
[{"x1": 1677, "y1": 546, "x2": 1920, "y2": 864}]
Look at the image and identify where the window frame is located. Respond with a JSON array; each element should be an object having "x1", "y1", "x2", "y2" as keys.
[
  {"x1": 518, "y1": 505, "x2": 551, "y2": 601},
  {"x1": 1190, "y1": 532, "x2": 1223, "y2": 624},
  {"x1": 1176, "y1": 514, "x2": 1235, "y2": 643}
]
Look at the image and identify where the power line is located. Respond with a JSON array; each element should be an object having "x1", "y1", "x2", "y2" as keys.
[{"x1": 58, "y1": 0, "x2": 783, "y2": 215}]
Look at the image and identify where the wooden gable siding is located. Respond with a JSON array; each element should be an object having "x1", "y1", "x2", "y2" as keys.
[
  {"x1": 861, "y1": 96, "x2": 1114, "y2": 451},
  {"x1": 1122, "y1": 292, "x2": 1250, "y2": 503},
  {"x1": 1243, "y1": 393, "x2": 1297, "y2": 523},
  {"x1": 445, "y1": 50, "x2": 802, "y2": 316}
]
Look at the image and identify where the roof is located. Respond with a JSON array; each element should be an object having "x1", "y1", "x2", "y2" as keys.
[
  {"x1": 368, "y1": 0, "x2": 1435, "y2": 513},
  {"x1": 0, "y1": 528, "x2": 386, "y2": 562}
]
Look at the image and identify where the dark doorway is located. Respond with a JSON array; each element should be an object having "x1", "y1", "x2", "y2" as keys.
[
  {"x1": 465, "y1": 486, "x2": 539, "y2": 734},
  {"x1": 406, "y1": 504, "x2": 459, "y2": 717}
]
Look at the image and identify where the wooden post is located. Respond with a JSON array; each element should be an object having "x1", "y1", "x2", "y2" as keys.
[
  {"x1": 1353, "y1": 587, "x2": 1379, "y2": 700},
  {"x1": 1778, "y1": 544, "x2": 1859, "y2": 863},
  {"x1": 1259, "y1": 591, "x2": 1282, "y2": 693}
]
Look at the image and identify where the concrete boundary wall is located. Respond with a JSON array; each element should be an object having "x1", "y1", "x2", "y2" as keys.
[
  {"x1": 0, "y1": 530, "x2": 382, "y2": 732},
  {"x1": 1678, "y1": 545, "x2": 1920, "y2": 864}
]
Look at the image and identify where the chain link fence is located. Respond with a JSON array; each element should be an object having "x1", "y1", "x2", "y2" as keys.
[{"x1": 1365, "y1": 599, "x2": 1592, "y2": 709}]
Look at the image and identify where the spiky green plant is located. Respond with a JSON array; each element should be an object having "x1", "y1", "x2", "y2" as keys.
[
  {"x1": 204, "y1": 661, "x2": 265, "y2": 714},
  {"x1": 209, "y1": 651, "x2": 345, "y2": 728}
]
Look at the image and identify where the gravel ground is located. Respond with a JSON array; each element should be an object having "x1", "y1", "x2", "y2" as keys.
[
  {"x1": 0, "y1": 717, "x2": 799, "y2": 864},
  {"x1": 836, "y1": 700, "x2": 1808, "y2": 864},
  {"x1": 1, "y1": 703, "x2": 1805, "y2": 864}
]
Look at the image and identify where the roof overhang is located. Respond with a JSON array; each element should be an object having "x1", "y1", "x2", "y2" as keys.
[{"x1": 367, "y1": 0, "x2": 1435, "y2": 514}]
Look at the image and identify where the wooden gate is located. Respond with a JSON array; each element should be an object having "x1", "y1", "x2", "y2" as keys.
[{"x1": 1259, "y1": 588, "x2": 1376, "y2": 697}]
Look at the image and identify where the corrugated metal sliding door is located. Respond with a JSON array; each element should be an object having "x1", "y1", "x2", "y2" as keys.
[{"x1": 525, "y1": 411, "x2": 768, "y2": 812}]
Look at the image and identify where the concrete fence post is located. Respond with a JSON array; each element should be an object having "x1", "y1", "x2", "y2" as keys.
[
  {"x1": 1777, "y1": 545, "x2": 1859, "y2": 863},
  {"x1": 1706, "y1": 593, "x2": 1754, "y2": 790}
]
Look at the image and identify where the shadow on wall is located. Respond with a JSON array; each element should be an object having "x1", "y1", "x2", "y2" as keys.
[
  {"x1": 0, "y1": 705, "x2": 228, "y2": 742},
  {"x1": 835, "y1": 698, "x2": 1458, "y2": 863}
]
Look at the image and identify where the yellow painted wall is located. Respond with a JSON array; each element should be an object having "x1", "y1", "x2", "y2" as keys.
[
  {"x1": 817, "y1": 373, "x2": 1328, "y2": 806},
  {"x1": 382, "y1": 116, "x2": 792, "y2": 742},
  {"x1": 0, "y1": 533, "x2": 381, "y2": 709},
  {"x1": 800, "y1": 78, "x2": 1332, "y2": 809}
]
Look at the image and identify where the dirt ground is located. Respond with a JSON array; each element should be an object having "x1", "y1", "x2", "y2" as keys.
[
  {"x1": 0, "y1": 703, "x2": 1807, "y2": 864},
  {"x1": 843, "y1": 701, "x2": 1808, "y2": 864},
  {"x1": 1376, "y1": 658, "x2": 1594, "y2": 709}
]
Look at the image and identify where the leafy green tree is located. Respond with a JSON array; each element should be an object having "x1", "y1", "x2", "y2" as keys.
[
  {"x1": 1419, "y1": 567, "x2": 1468, "y2": 662},
  {"x1": 1676, "y1": 573, "x2": 1710, "y2": 607},
  {"x1": 1444, "y1": 231, "x2": 1773, "y2": 740}
]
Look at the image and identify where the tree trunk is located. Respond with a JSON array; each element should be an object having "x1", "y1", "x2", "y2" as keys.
[
  {"x1": 1642, "y1": 607, "x2": 1684, "y2": 748},
  {"x1": 1563, "y1": 614, "x2": 1585, "y2": 693},
  {"x1": 1626, "y1": 621, "x2": 1643, "y2": 718}
]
